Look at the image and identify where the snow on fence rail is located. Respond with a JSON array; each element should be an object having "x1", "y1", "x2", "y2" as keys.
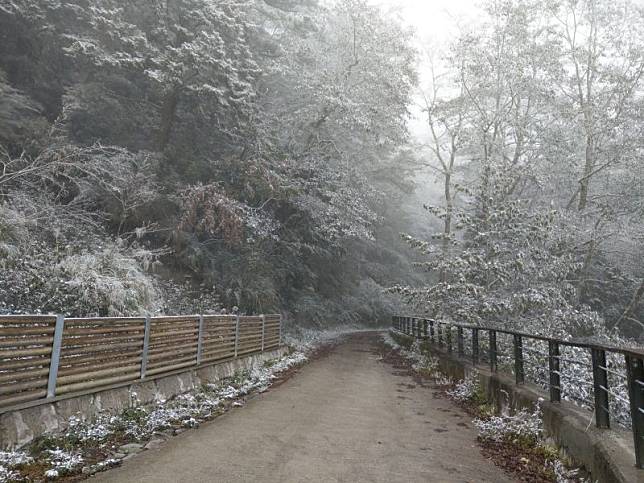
[
  {"x1": 0, "y1": 313, "x2": 281, "y2": 412},
  {"x1": 391, "y1": 315, "x2": 644, "y2": 470}
]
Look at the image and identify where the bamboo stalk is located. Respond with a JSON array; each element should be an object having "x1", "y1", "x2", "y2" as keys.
[
  {"x1": 57, "y1": 364, "x2": 141, "y2": 385},
  {"x1": 0, "y1": 336, "x2": 54, "y2": 348},
  {"x1": 149, "y1": 316, "x2": 200, "y2": 324},
  {"x1": 148, "y1": 341, "x2": 198, "y2": 356},
  {"x1": 201, "y1": 347, "x2": 236, "y2": 359},
  {"x1": 147, "y1": 354, "x2": 196, "y2": 369},
  {"x1": 0, "y1": 347, "x2": 52, "y2": 358},
  {"x1": 59, "y1": 340, "x2": 142, "y2": 356},
  {"x1": 149, "y1": 330, "x2": 198, "y2": 341},
  {"x1": 58, "y1": 355, "x2": 143, "y2": 376},
  {"x1": 63, "y1": 326, "x2": 144, "y2": 335},
  {"x1": 0, "y1": 378, "x2": 48, "y2": 396},
  {"x1": 65, "y1": 318, "x2": 145, "y2": 326},
  {"x1": 145, "y1": 361, "x2": 195, "y2": 376},
  {"x1": 200, "y1": 352, "x2": 235, "y2": 364},
  {"x1": 0, "y1": 316, "x2": 56, "y2": 324},
  {"x1": 0, "y1": 356, "x2": 51, "y2": 371},
  {"x1": 62, "y1": 333, "x2": 144, "y2": 346},
  {"x1": 0, "y1": 327, "x2": 56, "y2": 335},
  {"x1": 0, "y1": 389, "x2": 47, "y2": 407},
  {"x1": 148, "y1": 337, "x2": 198, "y2": 351},
  {"x1": 56, "y1": 373, "x2": 140, "y2": 395},
  {"x1": 59, "y1": 348, "x2": 143, "y2": 365},
  {"x1": 0, "y1": 367, "x2": 50, "y2": 384}
]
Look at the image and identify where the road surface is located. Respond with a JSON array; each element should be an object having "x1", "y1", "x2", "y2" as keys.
[{"x1": 94, "y1": 332, "x2": 512, "y2": 482}]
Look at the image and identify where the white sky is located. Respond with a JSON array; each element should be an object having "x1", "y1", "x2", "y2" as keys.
[
  {"x1": 369, "y1": 0, "x2": 481, "y2": 44},
  {"x1": 367, "y1": 0, "x2": 485, "y2": 140}
]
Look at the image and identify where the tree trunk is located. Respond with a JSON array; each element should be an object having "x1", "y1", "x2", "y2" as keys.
[
  {"x1": 577, "y1": 134, "x2": 594, "y2": 211},
  {"x1": 577, "y1": 238, "x2": 595, "y2": 304},
  {"x1": 440, "y1": 172, "x2": 453, "y2": 283},
  {"x1": 157, "y1": 88, "x2": 179, "y2": 152},
  {"x1": 615, "y1": 279, "x2": 644, "y2": 329}
]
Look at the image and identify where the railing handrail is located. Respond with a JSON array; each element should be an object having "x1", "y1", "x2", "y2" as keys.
[
  {"x1": 396, "y1": 314, "x2": 644, "y2": 359},
  {"x1": 391, "y1": 314, "x2": 644, "y2": 470}
]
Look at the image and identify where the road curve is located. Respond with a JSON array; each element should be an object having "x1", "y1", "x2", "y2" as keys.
[{"x1": 94, "y1": 332, "x2": 513, "y2": 483}]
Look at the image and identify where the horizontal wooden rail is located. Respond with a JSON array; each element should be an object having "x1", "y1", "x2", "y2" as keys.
[
  {"x1": 0, "y1": 313, "x2": 282, "y2": 414},
  {"x1": 392, "y1": 315, "x2": 644, "y2": 470}
]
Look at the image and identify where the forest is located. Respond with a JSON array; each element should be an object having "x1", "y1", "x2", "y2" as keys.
[{"x1": 0, "y1": 0, "x2": 642, "y2": 345}]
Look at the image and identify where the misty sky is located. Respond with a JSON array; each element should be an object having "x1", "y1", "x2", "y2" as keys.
[
  {"x1": 367, "y1": 0, "x2": 484, "y2": 141},
  {"x1": 370, "y1": 0, "x2": 481, "y2": 42}
]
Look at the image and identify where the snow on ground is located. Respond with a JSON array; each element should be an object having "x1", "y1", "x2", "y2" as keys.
[
  {"x1": 0, "y1": 349, "x2": 310, "y2": 482},
  {"x1": 383, "y1": 330, "x2": 586, "y2": 483}
]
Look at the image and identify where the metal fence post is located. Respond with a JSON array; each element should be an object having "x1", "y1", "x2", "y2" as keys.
[
  {"x1": 196, "y1": 315, "x2": 204, "y2": 365},
  {"x1": 513, "y1": 335, "x2": 524, "y2": 384},
  {"x1": 446, "y1": 326, "x2": 452, "y2": 353},
  {"x1": 437, "y1": 323, "x2": 443, "y2": 347},
  {"x1": 140, "y1": 315, "x2": 151, "y2": 379},
  {"x1": 591, "y1": 348, "x2": 610, "y2": 428},
  {"x1": 457, "y1": 327, "x2": 464, "y2": 356},
  {"x1": 278, "y1": 314, "x2": 283, "y2": 347},
  {"x1": 423, "y1": 319, "x2": 428, "y2": 338},
  {"x1": 46, "y1": 315, "x2": 65, "y2": 399},
  {"x1": 234, "y1": 315, "x2": 240, "y2": 357},
  {"x1": 625, "y1": 355, "x2": 644, "y2": 469},
  {"x1": 472, "y1": 328, "x2": 479, "y2": 365},
  {"x1": 261, "y1": 314, "x2": 266, "y2": 351},
  {"x1": 549, "y1": 341, "x2": 561, "y2": 402},
  {"x1": 489, "y1": 330, "x2": 497, "y2": 372},
  {"x1": 429, "y1": 320, "x2": 435, "y2": 342}
]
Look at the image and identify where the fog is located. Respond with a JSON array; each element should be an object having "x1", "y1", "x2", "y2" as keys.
[{"x1": 0, "y1": 0, "x2": 641, "y2": 342}]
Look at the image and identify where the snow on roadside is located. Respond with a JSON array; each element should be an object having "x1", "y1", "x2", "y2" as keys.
[
  {"x1": 384, "y1": 330, "x2": 586, "y2": 483},
  {"x1": 0, "y1": 350, "x2": 309, "y2": 482},
  {"x1": 0, "y1": 452, "x2": 31, "y2": 483},
  {"x1": 381, "y1": 331, "x2": 442, "y2": 375}
]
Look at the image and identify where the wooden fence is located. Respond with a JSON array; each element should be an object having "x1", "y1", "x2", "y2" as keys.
[{"x1": 0, "y1": 313, "x2": 282, "y2": 413}]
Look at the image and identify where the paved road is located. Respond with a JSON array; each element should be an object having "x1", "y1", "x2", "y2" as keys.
[{"x1": 95, "y1": 332, "x2": 512, "y2": 483}]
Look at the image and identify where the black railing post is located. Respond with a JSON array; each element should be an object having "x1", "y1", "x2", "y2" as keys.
[
  {"x1": 513, "y1": 335, "x2": 524, "y2": 384},
  {"x1": 625, "y1": 355, "x2": 644, "y2": 469},
  {"x1": 548, "y1": 341, "x2": 561, "y2": 403},
  {"x1": 457, "y1": 327, "x2": 464, "y2": 357},
  {"x1": 429, "y1": 320, "x2": 435, "y2": 342},
  {"x1": 437, "y1": 323, "x2": 443, "y2": 347},
  {"x1": 423, "y1": 319, "x2": 428, "y2": 338},
  {"x1": 591, "y1": 348, "x2": 610, "y2": 429},
  {"x1": 416, "y1": 318, "x2": 421, "y2": 338},
  {"x1": 472, "y1": 328, "x2": 479, "y2": 365},
  {"x1": 489, "y1": 330, "x2": 497, "y2": 372},
  {"x1": 446, "y1": 326, "x2": 452, "y2": 353}
]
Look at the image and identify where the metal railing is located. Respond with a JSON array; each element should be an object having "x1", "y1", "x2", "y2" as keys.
[{"x1": 391, "y1": 315, "x2": 644, "y2": 470}]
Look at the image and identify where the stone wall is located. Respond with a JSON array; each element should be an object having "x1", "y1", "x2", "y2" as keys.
[{"x1": 0, "y1": 348, "x2": 285, "y2": 450}]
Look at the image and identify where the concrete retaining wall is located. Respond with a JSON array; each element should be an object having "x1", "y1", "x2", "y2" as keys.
[
  {"x1": 0, "y1": 348, "x2": 285, "y2": 450},
  {"x1": 394, "y1": 332, "x2": 640, "y2": 483}
]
